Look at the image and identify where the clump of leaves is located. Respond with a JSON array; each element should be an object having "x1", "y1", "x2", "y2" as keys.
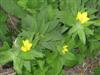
[{"x1": 0, "y1": 0, "x2": 100, "y2": 75}]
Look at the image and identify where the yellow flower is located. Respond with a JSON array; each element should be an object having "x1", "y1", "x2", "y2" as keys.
[
  {"x1": 76, "y1": 11, "x2": 90, "y2": 24},
  {"x1": 21, "y1": 39, "x2": 32, "y2": 52},
  {"x1": 62, "y1": 45, "x2": 68, "y2": 54}
]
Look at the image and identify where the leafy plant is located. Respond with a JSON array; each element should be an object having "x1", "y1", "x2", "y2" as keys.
[{"x1": 0, "y1": 0, "x2": 100, "y2": 75}]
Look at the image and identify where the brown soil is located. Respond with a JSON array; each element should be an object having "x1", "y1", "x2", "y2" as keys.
[{"x1": 64, "y1": 52, "x2": 100, "y2": 75}]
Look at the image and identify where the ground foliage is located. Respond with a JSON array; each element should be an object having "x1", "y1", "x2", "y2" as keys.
[{"x1": 0, "y1": 0, "x2": 100, "y2": 75}]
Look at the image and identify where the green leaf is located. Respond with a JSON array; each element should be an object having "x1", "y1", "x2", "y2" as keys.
[
  {"x1": 40, "y1": 41, "x2": 56, "y2": 50},
  {"x1": 47, "y1": 56, "x2": 64, "y2": 75},
  {"x1": 22, "y1": 70, "x2": 32, "y2": 75},
  {"x1": 0, "y1": 42, "x2": 10, "y2": 51},
  {"x1": 68, "y1": 25, "x2": 78, "y2": 35},
  {"x1": 31, "y1": 50, "x2": 44, "y2": 58},
  {"x1": 33, "y1": 68, "x2": 46, "y2": 75},
  {"x1": 60, "y1": 0, "x2": 80, "y2": 14},
  {"x1": 37, "y1": 60, "x2": 45, "y2": 70},
  {"x1": 37, "y1": 10, "x2": 48, "y2": 34},
  {"x1": 47, "y1": 19, "x2": 59, "y2": 32},
  {"x1": 77, "y1": 27, "x2": 86, "y2": 44},
  {"x1": 27, "y1": 0, "x2": 43, "y2": 9},
  {"x1": 94, "y1": 27, "x2": 100, "y2": 40},
  {"x1": 19, "y1": 49, "x2": 44, "y2": 60},
  {"x1": 24, "y1": 61, "x2": 31, "y2": 72},
  {"x1": 98, "y1": 0, "x2": 100, "y2": 6},
  {"x1": 63, "y1": 52, "x2": 78, "y2": 67},
  {"x1": 44, "y1": 31, "x2": 63, "y2": 41},
  {"x1": 93, "y1": 20, "x2": 100, "y2": 26},
  {"x1": 85, "y1": 27, "x2": 94, "y2": 35},
  {"x1": 19, "y1": 52, "x2": 34, "y2": 60},
  {"x1": 0, "y1": 11, "x2": 7, "y2": 22},
  {"x1": 46, "y1": 5, "x2": 57, "y2": 21},
  {"x1": 17, "y1": 0, "x2": 28, "y2": 9},
  {"x1": 0, "y1": 0, "x2": 26, "y2": 18},
  {"x1": 13, "y1": 56, "x2": 24, "y2": 74},
  {"x1": 0, "y1": 11, "x2": 9, "y2": 41},
  {"x1": 0, "y1": 51, "x2": 12, "y2": 64},
  {"x1": 69, "y1": 23, "x2": 86, "y2": 44},
  {"x1": 93, "y1": 67, "x2": 100, "y2": 75},
  {"x1": 61, "y1": 25, "x2": 69, "y2": 33},
  {"x1": 22, "y1": 15, "x2": 37, "y2": 32},
  {"x1": 60, "y1": 11, "x2": 75, "y2": 26}
]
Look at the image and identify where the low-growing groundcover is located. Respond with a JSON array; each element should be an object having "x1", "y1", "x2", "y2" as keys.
[{"x1": 0, "y1": 0, "x2": 100, "y2": 75}]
